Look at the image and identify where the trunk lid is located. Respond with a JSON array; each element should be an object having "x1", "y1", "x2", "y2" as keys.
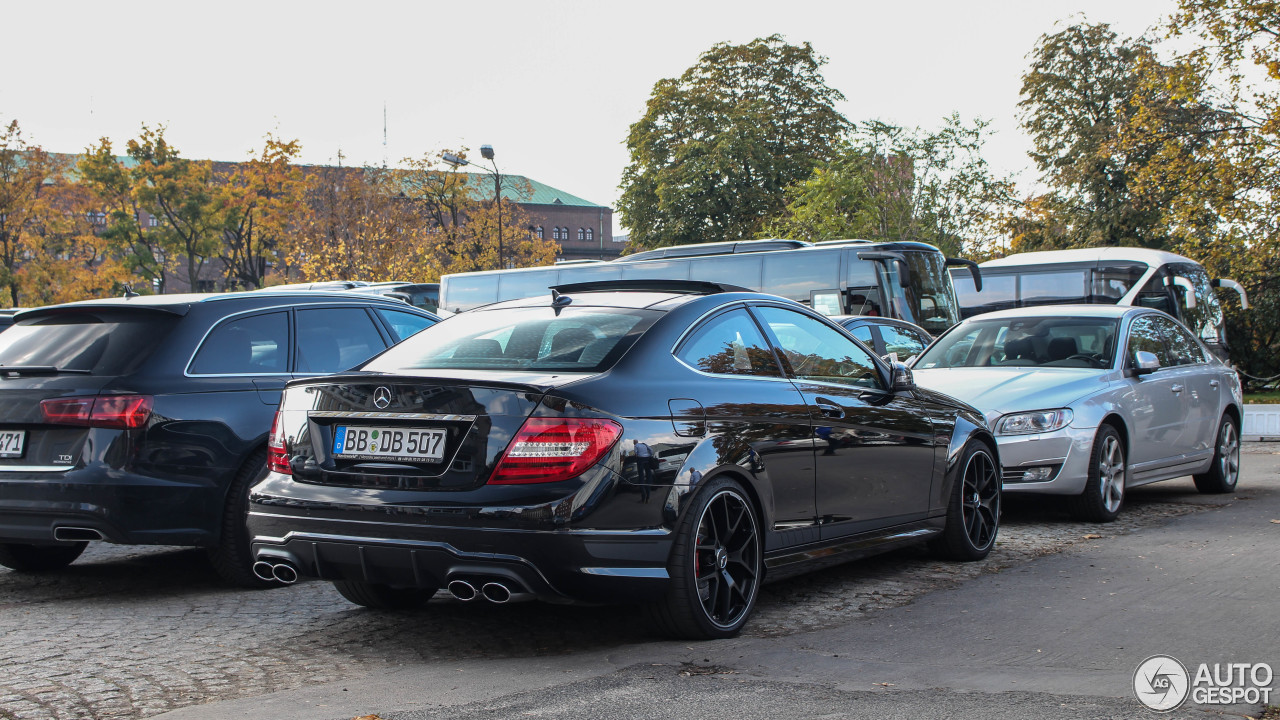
[{"x1": 279, "y1": 374, "x2": 559, "y2": 490}]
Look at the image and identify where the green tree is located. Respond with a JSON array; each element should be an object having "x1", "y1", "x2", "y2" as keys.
[
  {"x1": 619, "y1": 35, "x2": 849, "y2": 249},
  {"x1": 1118, "y1": 1, "x2": 1280, "y2": 382},
  {"x1": 1018, "y1": 23, "x2": 1172, "y2": 249},
  {"x1": 217, "y1": 135, "x2": 304, "y2": 289},
  {"x1": 0, "y1": 120, "x2": 62, "y2": 306},
  {"x1": 762, "y1": 116, "x2": 1015, "y2": 256}
]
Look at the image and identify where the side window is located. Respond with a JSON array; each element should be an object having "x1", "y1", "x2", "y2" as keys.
[
  {"x1": 881, "y1": 325, "x2": 927, "y2": 359},
  {"x1": 296, "y1": 307, "x2": 388, "y2": 373},
  {"x1": 190, "y1": 312, "x2": 288, "y2": 375},
  {"x1": 1126, "y1": 315, "x2": 1172, "y2": 368},
  {"x1": 755, "y1": 306, "x2": 883, "y2": 389},
  {"x1": 676, "y1": 308, "x2": 782, "y2": 378},
  {"x1": 378, "y1": 309, "x2": 436, "y2": 343},
  {"x1": 846, "y1": 324, "x2": 875, "y2": 345},
  {"x1": 1155, "y1": 316, "x2": 1206, "y2": 366}
]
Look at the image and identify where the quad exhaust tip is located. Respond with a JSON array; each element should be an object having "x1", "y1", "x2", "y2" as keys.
[
  {"x1": 481, "y1": 582, "x2": 512, "y2": 604},
  {"x1": 447, "y1": 579, "x2": 478, "y2": 602},
  {"x1": 252, "y1": 560, "x2": 299, "y2": 585},
  {"x1": 53, "y1": 527, "x2": 105, "y2": 542}
]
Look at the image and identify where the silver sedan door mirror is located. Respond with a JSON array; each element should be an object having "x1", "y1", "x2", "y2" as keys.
[
  {"x1": 891, "y1": 361, "x2": 915, "y2": 392},
  {"x1": 1131, "y1": 350, "x2": 1161, "y2": 376}
]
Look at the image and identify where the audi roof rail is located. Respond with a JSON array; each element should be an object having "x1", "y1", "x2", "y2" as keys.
[{"x1": 549, "y1": 280, "x2": 753, "y2": 296}]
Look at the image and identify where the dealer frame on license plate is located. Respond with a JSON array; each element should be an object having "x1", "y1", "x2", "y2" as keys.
[
  {"x1": 332, "y1": 426, "x2": 447, "y2": 463},
  {"x1": 0, "y1": 430, "x2": 25, "y2": 458}
]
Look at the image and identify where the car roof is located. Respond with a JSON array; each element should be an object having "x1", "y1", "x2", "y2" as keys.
[
  {"x1": 979, "y1": 247, "x2": 1194, "y2": 268},
  {"x1": 13, "y1": 290, "x2": 427, "y2": 320},
  {"x1": 959, "y1": 304, "x2": 1144, "y2": 321}
]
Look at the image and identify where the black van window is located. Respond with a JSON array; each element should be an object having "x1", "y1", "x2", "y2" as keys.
[
  {"x1": 296, "y1": 308, "x2": 387, "y2": 373},
  {"x1": 190, "y1": 312, "x2": 289, "y2": 375}
]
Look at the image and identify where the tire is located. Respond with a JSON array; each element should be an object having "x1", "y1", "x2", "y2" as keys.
[
  {"x1": 645, "y1": 476, "x2": 763, "y2": 640},
  {"x1": 332, "y1": 580, "x2": 437, "y2": 610},
  {"x1": 1194, "y1": 415, "x2": 1241, "y2": 494},
  {"x1": 208, "y1": 448, "x2": 279, "y2": 588},
  {"x1": 928, "y1": 439, "x2": 1000, "y2": 561},
  {"x1": 1070, "y1": 425, "x2": 1126, "y2": 523},
  {"x1": 0, "y1": 542, "x2": 88, "y2": 572}
]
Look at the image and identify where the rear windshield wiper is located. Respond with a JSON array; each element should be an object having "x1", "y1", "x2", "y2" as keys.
[{"x1": 0, "y1": 365, "x2": 93, "y2": 376}]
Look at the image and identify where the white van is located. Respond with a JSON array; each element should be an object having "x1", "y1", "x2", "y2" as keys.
[{"x1": 952, "y1": 247, "x2": 1248, "y2": 360}]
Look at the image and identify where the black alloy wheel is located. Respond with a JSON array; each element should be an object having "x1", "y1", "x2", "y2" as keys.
[
  {"x1": 930, "y1": 441, "x2": 1000, "y2": 561},
  {"x1": 647, "y1": 477, "x2": 762, "y2": 639}
]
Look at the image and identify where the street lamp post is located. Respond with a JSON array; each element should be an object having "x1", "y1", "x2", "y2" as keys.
[{"x1": 443, "y1": 145, "x2": 505, "y2": 269}]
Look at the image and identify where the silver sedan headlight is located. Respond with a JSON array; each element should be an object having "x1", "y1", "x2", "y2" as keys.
[{"x1": 996, "y1": 409, "x2": 1074, "y2": 436}]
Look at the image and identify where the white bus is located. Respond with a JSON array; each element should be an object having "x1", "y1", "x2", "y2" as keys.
[
  {"x1": 952, "y1": 247, "x2": 1248, "y2": 359},
  {"x1": 439, "y1": 239, "x2": 981, "y2": 336}
]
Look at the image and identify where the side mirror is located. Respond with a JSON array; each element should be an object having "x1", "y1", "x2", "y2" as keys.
[
  {"x1": 1130, "y1": 350, "x2": 1161, "y2": 377},
  {"x1": 891, "y1": 361, "x2": 915, "y2": 392}
]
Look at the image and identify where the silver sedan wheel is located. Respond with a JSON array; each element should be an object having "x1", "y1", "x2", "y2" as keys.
[
  {"x1": 1098, "y1": 434, "x2": 1126, "y2": 513},
  {"x1": 1217, "y1": 421, "x2": 1240, "y2": 487}
]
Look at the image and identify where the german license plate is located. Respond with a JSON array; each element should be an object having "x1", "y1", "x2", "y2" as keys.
[
  {"x1": 0, "y1": 430, "x2": 24, "y2": 458},
  {"x1": 332, "y1": 426, "x2": 446, "y2": 462}
]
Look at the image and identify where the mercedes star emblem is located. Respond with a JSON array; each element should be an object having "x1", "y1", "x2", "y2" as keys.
[{"x1": 373, "y1": 386, "x2": 392, "y2": 409}]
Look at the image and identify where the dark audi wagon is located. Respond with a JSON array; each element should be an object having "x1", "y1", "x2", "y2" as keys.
[{"x1": 0, "y1": 290, "x2": 437, "y2": 585}]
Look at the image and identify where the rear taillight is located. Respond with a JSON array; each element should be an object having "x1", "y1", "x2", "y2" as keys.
[
  {"x1": 488, "y1": 417, "x2": 622, "y2": 485},
  {"x1": 40, "y1": 395, "x2": 152, "y2": 429},
  {"x1": 267, "y1": 410, "x2": 291, "y2": 475}
]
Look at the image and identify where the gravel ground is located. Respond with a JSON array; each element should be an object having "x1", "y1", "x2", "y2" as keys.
[{"x1": 0, "y1": 450, "x2": 1267, "y2": 720}]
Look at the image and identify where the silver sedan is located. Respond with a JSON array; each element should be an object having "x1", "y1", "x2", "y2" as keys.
[{"x1": 910, "y1": 305, "x2": 1243, "y2": 521}]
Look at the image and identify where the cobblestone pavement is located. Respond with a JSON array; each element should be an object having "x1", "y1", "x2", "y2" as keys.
[{"x1": 1, "y1": 447, "x2": 1271, "y2": 720}]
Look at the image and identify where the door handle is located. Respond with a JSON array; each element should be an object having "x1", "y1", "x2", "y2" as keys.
[
  {"x1": 1209, "y1": 380, "x2": 1220, "y2": 388},
  {"x1": 1171, "y1": 384, "x2": 1184, "y2": 393},
  {"x1": 814, "y1": 398, "x2": 845, "y2": 419}
]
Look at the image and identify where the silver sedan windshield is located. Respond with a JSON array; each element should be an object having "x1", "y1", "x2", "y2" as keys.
[{"x1": 916, "y1": 316, "x2": 1120, "y2": 370}]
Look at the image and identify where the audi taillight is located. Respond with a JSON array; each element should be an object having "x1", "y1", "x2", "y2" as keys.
[
  {"x1": 267, "y1": 410, "x2": 291, "y2": 475},
  {"x1": 40, "y1": 395, "x2": 153, "y2": 429},
  {"x1": 488, "y1": 417, "x2": 622, "y2": 485}
]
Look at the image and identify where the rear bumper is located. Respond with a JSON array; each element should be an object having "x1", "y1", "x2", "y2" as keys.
[
  {"x1": 0, "y1": 467, "x2": 222, "y2": 546},
  {"x1": 248, "y1": 511, "x2": 675, "y2": 605}
]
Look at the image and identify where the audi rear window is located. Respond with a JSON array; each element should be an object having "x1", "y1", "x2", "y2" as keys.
[
  {"x1": 363, "y1": 306, "x2": 659, "y2": 373},
  {"x1": 0, "y1": 311, "x2": 181, "y2": 376}
]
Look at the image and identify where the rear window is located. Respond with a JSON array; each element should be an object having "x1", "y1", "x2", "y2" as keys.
[
  {"x1": 364, "y1": 306, "x2": 660, "y2": 373},
  {"x1": 0, "y1": 311, "x2": 180, "y2": 376}
]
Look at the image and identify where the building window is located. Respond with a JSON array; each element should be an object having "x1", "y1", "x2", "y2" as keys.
[
  {"x1": 585, "y1": 228, "x2": 594, "y2": 242},
  {"x1": 577, "y1": 227, "x2": 585, "y2": 241},
  {"x1": 535, "y1": 226, "x2": 544, "y2": 239}
]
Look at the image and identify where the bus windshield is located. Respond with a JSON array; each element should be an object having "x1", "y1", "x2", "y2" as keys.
[{"x1": 892, "y1": 251, "x2": 961, "y2": 335}]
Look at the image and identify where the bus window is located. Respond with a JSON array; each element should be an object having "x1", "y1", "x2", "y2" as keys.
[
  {"x1": 763, "y1": 250, "x2": 839, "y2": 303},
  {"x1": 955, "y1": 273, "x2": 1016, "y2": 318},
  {"x1": 498, "y1": 270, "x2": 559, "y2": 301},
  {"x1": 846, "y1": 258, "x2": 885, "y2": 317},
  {"x1": 558, "y1": 264, "x2": 622, "y2": 284},
  {"x1": 1134, "y1": 274, "x2": 1175, "y2": 315},
  {"x1": 811, "y1": 290, "x2": 842, "y2": 316},
  {"x1": 1018, "y1": 271, "x2": 1088, "y2": 305},
  {"x1": 1091, "y1": 265, "x2": 1146, "y2": 302},
  {"x1": 621, "y1": 260, "x2": 690, "y2": 280},
  {"x1": 690, "y1": 254, "x2": 763, "y2": 290},
  {"x1": 443, "y1": 274, "x2": 498, "y2": 311}
]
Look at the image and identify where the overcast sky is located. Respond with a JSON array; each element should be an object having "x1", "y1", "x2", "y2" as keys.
[{"x1": 3, "y1": 0, "x2": 1174, "y2": 233}]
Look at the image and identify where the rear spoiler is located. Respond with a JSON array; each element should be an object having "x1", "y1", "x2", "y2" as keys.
[
  {"x1": 15, "y1": 303, "x2": 191, "y2": 322},
  {"x1": 551, "y1": 280, "x2": 752, "y2": 296}
]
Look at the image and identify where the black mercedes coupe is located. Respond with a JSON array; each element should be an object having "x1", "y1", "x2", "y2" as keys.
[{"x1": 249, "y1": 281, "x2": 1000, "y2": 639}]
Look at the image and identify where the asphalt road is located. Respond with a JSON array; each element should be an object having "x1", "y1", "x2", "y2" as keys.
[
  {"x1": 1, "y1": 447, "x2": 1275, "y2": 720},
  {"x1": 150, "y1": 445, "x2": 1279, "y2": 720}
]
